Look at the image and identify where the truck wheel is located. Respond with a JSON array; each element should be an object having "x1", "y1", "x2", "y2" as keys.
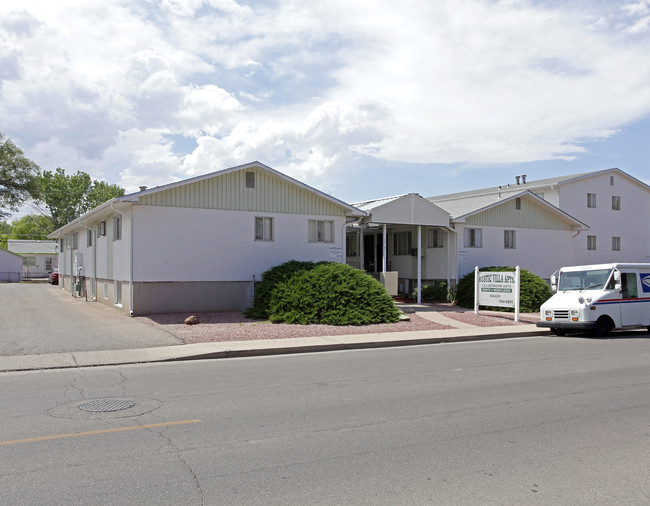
[
  {"x1": 551, "y1": 329, "x2": 567, "y2": 336},
  {"x1": 593, "y1": 317, "x2": 612, "y2": 338}
]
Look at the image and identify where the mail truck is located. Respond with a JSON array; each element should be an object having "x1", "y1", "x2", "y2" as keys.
[{"x1": 536, "y1": 263, "x2": 650, "y2": 337}]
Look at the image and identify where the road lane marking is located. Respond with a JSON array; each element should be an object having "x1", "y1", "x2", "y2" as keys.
[{"x1": 0, "y1": 419, "x2": 201, "y2": 446}]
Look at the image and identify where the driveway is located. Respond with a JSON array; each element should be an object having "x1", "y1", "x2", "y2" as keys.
[{"x1": 0, "y1": 283, "x2": 182, "y2": 356}]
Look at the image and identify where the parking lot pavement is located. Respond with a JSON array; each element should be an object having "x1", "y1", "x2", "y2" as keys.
[{"x1": 0, "y1": 283, "x2": 183, "y2": 356}]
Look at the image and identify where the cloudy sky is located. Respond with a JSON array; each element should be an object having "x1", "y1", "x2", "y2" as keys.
[{"x1": 2, "y1": 0, "x2": 650, "y2": 209}]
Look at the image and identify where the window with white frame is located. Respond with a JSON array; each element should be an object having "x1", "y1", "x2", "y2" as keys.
[
  {"x1": 393, "y1": 231, "x2": 412, "y2": 255},
  {"x1": 464, "y1": 228, "x2": 482, "y2": 248},
  {"x1": 587, "y1": 235, "x2": 597, "y2": 250},
  {"x1": 246, "y1": 171, "x2": 255, "y2": 189},
  {"x1": 504, "y1": 230, "x2": 516, "y2": 249},
  {"x1": 612, "y1": 196, "x2": 621, "y2": 211},
  {"x1": 46, "y1": 258, "x2": 52, "y2": 271},
  {"x1": 113, "y1": 216, "x2": 122, "y2": 241},
  {"x1": 87, "y1": 229, "x2": 92, "y2": 247},
  {"x1": 587, "y1": 193, "x2": 597, "y2": 208},
  {"x1": 515, "y1": 198, "x2": 521, "y2": 210},
  {"x1": 308, "y1": 220, "x2": 334, "y2": 243},
  {"x1": 72, "y1": 232, "x2": 79, "y2": 249},
  {"x1": 255, "y1": 217, "x2": 273, "y2": 241},
  {"x1": 610, "y1": 175, "x2": 614, "y2": 186},
  {"x1": 612, "y1": 236, "x2": 621, "y2": 251},
  {"x1": 427, "y1": 228, "x2": 444, "y2": 248},
  {"x1": 22, "y1": 256, "x2": 36, "y2": 266}
]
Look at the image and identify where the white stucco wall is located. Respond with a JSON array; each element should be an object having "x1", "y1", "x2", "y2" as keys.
[
  {"x1": 131, "y1": 205, "x2": 347, "y2": 282},
  {"x1": 455, "y1": 225, "x2": 577, "y2": 279},
  {"x1": 558, "y1": 173, "x2": 650, "y2": 264}
]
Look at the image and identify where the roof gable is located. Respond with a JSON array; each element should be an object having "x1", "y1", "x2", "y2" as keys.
[
  {"x1": 452, "y1": 191, "x2": 587, "y2": 230},
  {"x1": 129, "y1": 162, "x2": 364, "y2": 217},
  {"x1": 354, "y1": 193, "x2": 450, "y2": 226}
]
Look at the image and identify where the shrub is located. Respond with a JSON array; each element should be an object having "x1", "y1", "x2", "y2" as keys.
[
  {"x1": 245, "y1": 260, "x2": 322, "y2": 319},
  {"x1": 455, "y1": 266, "x2": 552, "y2": 312},
  {"x1": 268, "y1": 263, "x2": 401, "y2": 325},
  {"x1": 411, "y1": 280, "x2": 449, "y2": 302}
]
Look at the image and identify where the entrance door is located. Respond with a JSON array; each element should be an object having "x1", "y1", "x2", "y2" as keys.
[
  {"x1": 363, "y1": 234, "x2": 383, "y2": 273},
  {"x1": 620, "y1": 271, "x2": 643, "y2": 326}
]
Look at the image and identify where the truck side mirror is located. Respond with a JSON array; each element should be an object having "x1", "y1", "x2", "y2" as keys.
[
  {"x1": 614, "y1": 271, "x2": 621, "y2": 291},
  {"x1": 550, "y1": 274, "x2": 557, "y2": 292}
]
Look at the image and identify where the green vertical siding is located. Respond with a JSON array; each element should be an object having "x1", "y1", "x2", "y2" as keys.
[
  {"x1": 464, "y1": 197, "x2": 574, "y2": 230},
  {"x1": 137, "y1": 166, "x2": 345, "y2": 216}
]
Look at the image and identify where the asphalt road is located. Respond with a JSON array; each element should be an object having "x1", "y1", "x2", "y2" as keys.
[
  {"x1": 1, "y1": 334, "x2": 649, "y2": 505},
  {"x1": 0, "y1": 283, "x2": 181, "y2": 355}
]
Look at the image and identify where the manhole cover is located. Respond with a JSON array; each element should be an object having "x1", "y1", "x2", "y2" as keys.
[{"x1": 79, "y1": 399, "x2": 136, "y2": 413}]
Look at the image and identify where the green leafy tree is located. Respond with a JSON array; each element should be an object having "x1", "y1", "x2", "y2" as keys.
[
  {"x1": 0, "y1": 220, "x2": 10, "y2": 249},
  {"x1": 8, "y1": 214, "x2": 55, "y2": 240},
  {"x1": 39, "y1": 168, "x2": 125, "y2": 230},
  {"x1": 0, "y1": 133, "x2": 41, "y2": 219}
]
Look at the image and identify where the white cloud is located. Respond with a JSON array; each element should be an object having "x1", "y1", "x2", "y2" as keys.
[{"x1": 2, "y1": 0, "x2": 650, "y2": 191}]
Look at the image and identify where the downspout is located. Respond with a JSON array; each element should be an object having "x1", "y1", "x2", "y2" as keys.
[
  {"x1": 111, "y1": 202, "x2": 134, "y2": 316},
  {"x1": 77, "y1": 216, "x2": 96, "y2": 300}
]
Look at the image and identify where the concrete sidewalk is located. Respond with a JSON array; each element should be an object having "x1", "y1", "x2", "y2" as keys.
[{"x1": 0, "y1": 323, "x2": 550, "y2": 373}]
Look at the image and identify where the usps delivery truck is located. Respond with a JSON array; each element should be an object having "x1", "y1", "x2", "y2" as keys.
[{"x1": 536, "y1": 263, "x2": 650, "y2": 337}]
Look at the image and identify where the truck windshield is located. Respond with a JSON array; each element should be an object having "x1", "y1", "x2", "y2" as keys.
[{"x1": 558, "y1": 269, "x2": 613, "y2": 291}]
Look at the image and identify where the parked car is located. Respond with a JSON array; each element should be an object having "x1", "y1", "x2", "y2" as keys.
[{"x1": 48, "y1": 268, "x2": 59, "y2": 285}]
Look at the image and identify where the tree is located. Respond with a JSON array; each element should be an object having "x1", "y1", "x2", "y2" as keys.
[
  {"x1": 0, "y1": 133, "x2": 41, "y2": 220},
  {"x1": 0, "y1": 220, "x2": 10, "y2": 249},
  {"x1": 8, "y1": 214, "x2": 55, "y2": 240},
  {"x1": 39, "y1": 168, "x2": 125, "y2": 230}
]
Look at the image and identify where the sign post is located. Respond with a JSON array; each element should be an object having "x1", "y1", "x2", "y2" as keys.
[{"x1": 474, "y1": 266, "x2": 520, "y2": 322}]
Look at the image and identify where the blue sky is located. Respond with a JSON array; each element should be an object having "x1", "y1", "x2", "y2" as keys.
[{"x1": 2, "y1": 0, "x2": 650, "y2": 214}]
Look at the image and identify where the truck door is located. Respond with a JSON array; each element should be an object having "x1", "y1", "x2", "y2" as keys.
[{"x1": 620, "y1": 271, "x2": 643, "y2": 326}]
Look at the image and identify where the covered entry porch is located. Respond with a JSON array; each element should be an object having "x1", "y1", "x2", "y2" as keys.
[{"x1": 346, "y1": 193, "x2": 456, "y2": 303}]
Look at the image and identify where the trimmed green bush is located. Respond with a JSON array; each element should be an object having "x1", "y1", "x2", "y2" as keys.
[
  {"x1": 455, "y1": 266, "x2": 552, "y2": 312},
  {"x1": 411, "y1": 280, "x2": 449, "y2": 302},
  {"x1": 245, "y1": 260, "x2": 323, "y2": 319},
  {"x1": 268, "y1": 263, "x2": 401, "y2": 325}
]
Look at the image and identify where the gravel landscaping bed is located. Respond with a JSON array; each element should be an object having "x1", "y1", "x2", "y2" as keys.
[
  {"x1": 137, "y1": 305, "x2": 540, "y2": 344},
  {"x1": 137, "y1": 312, "x2": 451, "y2": 344}
]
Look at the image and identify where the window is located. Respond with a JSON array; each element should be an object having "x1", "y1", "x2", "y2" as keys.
[
  {"x1": 346, "y1": 238, "x2": 358, "y2": 257},
  {"x1": 246, "y1": 171, "x2": 255, "y2": 189},
  {"x1": 97, "y1": 221, "x2": 106, "y2": 237},
  {"x1": 587, "y1": 193, "x2": 597, "y2": 208},
  {"x1": 427, "y1": 228, "x2": 444, "y2": 248},
  {"x1": 463, "y1": 228, "x2": 482, "y2": 248},
  {"x1": 393, "y1": 231, "x2": 412, "y2": 255},
  {"x1": 587, "y1": 235, "x2": 597, "y2": 250},
  {"x1": 610, "y1": 175, "x2": 614, "y2": 186},
  {"x1": 113, "y1": 216, "x2": 122, "y2": 241},
  {"x1": 621, "y1": 273, "x2": 638, "y2": 298},
  {"x1": 60, "y1": 238, "x2": 64, "y2": 251},
  {"x1": 515, "y1": 198, "x2": 521, "y2": 210},
  {"x1": 46, "y1": 258, "x2": 52, "y2": 271},
  {"x1": 308, "y1": 220, "x2": 334, "y2": 243},
  {"x1": 22, "y1": 256, "x2": 36, "y2": 266},
  {"x1": 504, "y1": 230, "x2": 516, "y2": 249},
  {"x1": 255, "y1": 217, "x2": 273, "y2": 241},
  {"x1": 87, "y1": 229, "x2": 93, "y2": 247},
  {"x1": 114, "y1": 281, "x2": 122, "y2": 306},
  {"x1": 612, "y1": 196, "x2": 621, "y2": 211},
  {"x1": 612, "y1": 236, "x2": 621, "y2": 251},
  {"x1": 72, "y1": 232, "x2": 79, "y2": 249}
]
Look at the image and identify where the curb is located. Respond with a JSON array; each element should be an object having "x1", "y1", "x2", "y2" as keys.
[{"x1": 0, "y1": 326, "x2": 550, "y2": 373}]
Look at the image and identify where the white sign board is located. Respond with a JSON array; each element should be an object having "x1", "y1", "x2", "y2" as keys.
[
  {"x1": 474, "y1": 266, "x2": 521, "y2": 322},
  {"x1": 478, "y1": 271, "x2": 516, "y2": 308},
  {"x1": 329, "y1": 246, "x2": 343, "y2": 260}
]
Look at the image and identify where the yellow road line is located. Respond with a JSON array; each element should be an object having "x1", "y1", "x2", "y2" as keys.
[{"x1": 0, "y1": 419, "x2": 201, "y2": 447}]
